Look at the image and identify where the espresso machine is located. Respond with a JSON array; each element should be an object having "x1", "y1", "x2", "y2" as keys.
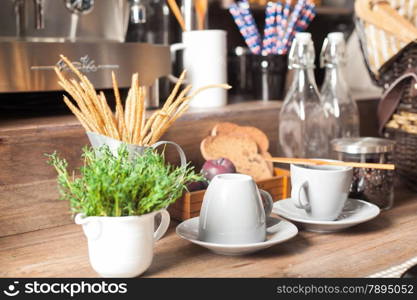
[{"x1": 0, "y1": 0, "x2": 171, "y2": 103}]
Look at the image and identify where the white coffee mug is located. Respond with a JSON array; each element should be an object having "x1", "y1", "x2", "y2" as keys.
[
  {"x1": 170, "y1": 30, "x2": 227, "y2": 108},
  {"x1": 290, "y1": 162, "x2": 353, "y2": 221},
  {"x1": 199, "y1": 173, "x2": 273, "y2": 244},
  {"x1": 75, "y1": 209, "x2": 170, "y2": 277}
]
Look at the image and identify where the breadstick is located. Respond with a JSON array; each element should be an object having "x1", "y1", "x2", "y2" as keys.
[
  {"x1": 111, "y1": 71, "x2": 127, "y2": 139},
  {"x1": 56, "y1": 78, "x2": 100, "y2": 132},
  {"x1": 161, "y1": 70, "x2": 186, "y2": 111},
  {"x1": 57, "y1": 80, "x2": 92, "y2": 122},
  {"x1": 99, "y1": 91, "x2": 119, "y2": 140},
  {"x1": 149, "y1": 104, "x2": 188, "y2": 145},
  {"x1": 59, "y1": 55, "x2": 84, "y2": 81},
  {"x1": 134, "y1": 86, "x2": 145, "y2": 144},
  {"x1": 143, "y1": 82, "x2": 193, "y2": 145},
  {"x1": 95, "y1": 93, "x2": 110, "y2": 137},
  {"x1": 149, "y1": 113, "x2": 170, "y2": 142},
  {"x1": 67, "y1": 79, "x2": 99, "y2": 121},
  {"x1": 132, "y1": 76, "x2": 143, "y2": 145},
  {"x1": 68, "y1": 79, "x2": 103, "y2": 130},
  {"x1": 142, "y1": 131, "x2": 154, "y2": 146},
  {"x1": 59, "y1": 56, "x2": 104, "y2": 127},
  {"x1": 166, "y1": 84, "x2": 192, "y2": 117},
  {"x1": 59, "y1": 56, "x2": 101, "y2": 112},
  {"x1": 62, "y1": 96, "x2": 93, "y2": 132},
  {"x1": 55, "y1": 67, "x2": 92, "y2": 120},
  {"x1": 140, "y1": 110, "x2": 162, "y2": 145},
  {"x1": 124, "y1": 88, "x2": 134, "y2": 143},
  {"x1": 131, "y1": 73, "x2": 141, "y2": 144},
  {"x1": 188, "y1": 83, "x2": 231, "y2": 99},
  {"x1": 129, "y1": 76, "x2": 138, "y2": 143},
  {"x1": 79, "y1": 81, "x2": 106, "y2": 133}
]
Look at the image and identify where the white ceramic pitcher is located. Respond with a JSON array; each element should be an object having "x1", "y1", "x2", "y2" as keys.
[{"x1": 75, "y1": 209, "x2": 170, "y2": 278}]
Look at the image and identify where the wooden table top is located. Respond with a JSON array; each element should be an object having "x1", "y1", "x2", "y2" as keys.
[{"x1": 1, "y1": 187, "x2": 416, "y2": 278}]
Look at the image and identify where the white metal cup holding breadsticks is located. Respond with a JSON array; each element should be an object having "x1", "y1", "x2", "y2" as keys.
[{"x1": 55, "y1": 55, "x2": 231, "y2": 147}]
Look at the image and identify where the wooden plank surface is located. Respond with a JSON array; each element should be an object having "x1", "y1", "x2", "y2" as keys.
[
  {"x1": 0, "y1": 187, "x2": 416, "y2": 278},
  {"x1": 0, "y1": 180, "x2": 70, "y2": 237}
]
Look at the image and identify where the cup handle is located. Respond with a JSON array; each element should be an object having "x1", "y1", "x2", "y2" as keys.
[
  {"x1": 259, "y1": 189, "x2": 273, "y2": 217},
  {"x1": 291, "y1": 181, "x2": 310, "y2": 210},
  {"x1": 75, "y1": 213, "x2": 102, "y2": 241},
  {"x1": 151, "y1": 141, "x2": 187, "y2": 168},
  {"x1": 153, "y1": 209, "x2": 170, "y2": 242},
  {"x1": 168, "y1": 43, "x2": 188, "y2": 83}
]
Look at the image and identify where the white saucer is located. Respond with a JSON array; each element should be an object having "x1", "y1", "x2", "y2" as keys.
[
  {"x1": 272, "y1": 198, "x2": 380, "y2": 233},
  {"x1": 176, "y1": 216, "x2": 298, "y2": 256}
]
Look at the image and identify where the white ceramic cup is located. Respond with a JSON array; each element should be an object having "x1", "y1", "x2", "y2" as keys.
[
  {"x1": 199, "y1": 173, "x2": 273, "y2": 244},
  {"x1": 170, "y1": 30, "x2": 228, "y2": 108},
  {"x1": 75, "y1": 209, "x2": 170, "y2": 278},
  {"x1": 290, "y1": 161, "x2": 353, "y2": 221}
]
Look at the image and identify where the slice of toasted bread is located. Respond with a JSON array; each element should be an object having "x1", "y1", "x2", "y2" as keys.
[
  {"x1": 200, "y1": 135, "x2": 272, "y2": 180},
  {"x1": 240, "y1": 126, "x2": 270, "y2": 153},
  {"x1": 210, "y1": 122, "x2": 241, "y2": 136},
  {"x1": 211, "y1": 122, "x2": 270, "y2": 152},
  {"x1": 242, "y1": 153, "x2": 274, "y2": 180},
  {"x1": 261, "y1": 151, "x2": 274, "y2": 174},
  {"x1": 201, "y1": 135, "x2": 258, "y2": 161}
]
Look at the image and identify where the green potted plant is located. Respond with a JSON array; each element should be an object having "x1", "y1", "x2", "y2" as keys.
[{"x1": 47, "y1": 145, "x2": 202, "y2": 277}]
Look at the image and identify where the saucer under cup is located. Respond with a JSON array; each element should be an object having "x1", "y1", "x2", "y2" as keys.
[
  {"x1": 273, "y1": 198, "x2": 380, "y2": 233},
  {"x1": 176, "y1": 216, "x2": 298, "y2": 255}
]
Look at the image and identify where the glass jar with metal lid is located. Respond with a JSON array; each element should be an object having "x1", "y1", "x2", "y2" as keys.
[{"x1": 331, "y1": 137, "x2": 395, "y2": 210}]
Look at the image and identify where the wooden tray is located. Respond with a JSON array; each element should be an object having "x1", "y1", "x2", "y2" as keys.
[{"x1": 168, "y1": 168, "x2": 290, "y2": 221}]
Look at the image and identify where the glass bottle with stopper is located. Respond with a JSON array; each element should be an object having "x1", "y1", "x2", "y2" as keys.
[
  {"x1": 279, "y1": 32, "x2": 336, "y2": 158},
  {"x1": 320, "y1": 32, "x2": 360, "y2": 139}
]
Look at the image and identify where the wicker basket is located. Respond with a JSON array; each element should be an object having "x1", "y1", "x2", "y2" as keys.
[
  {"x1": 356, "y1": 16, "x2": 417, "y2": 190},
  {"x1": 385, "y1": 127, "x2": 417, "y2": 188}
]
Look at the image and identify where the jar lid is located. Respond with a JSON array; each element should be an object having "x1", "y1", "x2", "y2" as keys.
[{"x1": 331, "y1": 137, "x2": 395, "y2": 154}]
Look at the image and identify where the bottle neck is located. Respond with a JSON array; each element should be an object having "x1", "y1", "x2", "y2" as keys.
[
  {"x1": 323, "y1": 64, "x2": 348, "y2": 91},
  {"x1": 292, "y1": 67, "x2": 319, "y2": 92}
]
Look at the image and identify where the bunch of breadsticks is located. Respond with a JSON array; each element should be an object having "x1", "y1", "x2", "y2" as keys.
[{"x1": 55, "y1": 55, "x2": 230, "y2": 146}]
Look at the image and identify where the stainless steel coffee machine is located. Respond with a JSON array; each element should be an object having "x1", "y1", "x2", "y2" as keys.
[{"x1": 0, "y1": 0, "x2": 171, "y2": 95}]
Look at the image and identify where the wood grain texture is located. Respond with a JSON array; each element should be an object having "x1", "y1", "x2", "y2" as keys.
[
  {"x1": 0, "y1": 187, "x2": 416, "y2": 278},
  {"x1": 0, "y1": 180, "x2": 71, "y2": 237},
  {"x1": 0, "y1": 127, "x2": 87, "y2": 186}
]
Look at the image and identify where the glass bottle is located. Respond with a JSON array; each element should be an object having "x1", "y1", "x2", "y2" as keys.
[
  {"x1": 278, "y1": 32, "x2": 336, "y2": 158},
  {"x1": 320, "y1": 32, "x2": 360, "y2": 138}
]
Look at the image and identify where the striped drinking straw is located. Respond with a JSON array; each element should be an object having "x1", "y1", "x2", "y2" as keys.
[
  {"x1": 281, "y1": 0, "x2": 306, "y2": 54},
  {"x1": 274, "y1": 1, "x2": 285, "y2": 55},
  {"x1": 238, "y1": 0, "x2": 261, "y2": 55},
  {"x1": 262, "y1": 2, "x2": 277, "y2": 55},
  {"x1": 228, "y1": 3, "x2": 260, "y2": 54},
  {"x1": 281, "y1": 0, "x2": 292, "y2": 33},
  {"x1": 295, "y1": 2, "x2": 316, "y2": 32}
]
